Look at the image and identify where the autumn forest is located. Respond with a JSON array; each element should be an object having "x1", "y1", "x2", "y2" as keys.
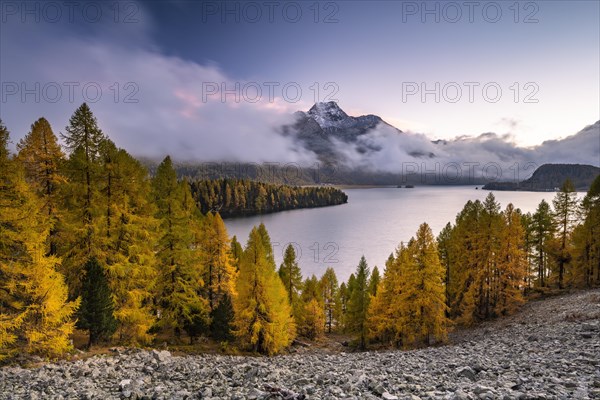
[{"x1": 1, "y1": 104, "x2": 599, "y2": 360}]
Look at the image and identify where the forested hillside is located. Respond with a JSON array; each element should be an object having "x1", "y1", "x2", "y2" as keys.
[
  {"x1": 484, "y1": 163, "x2": 600, "y2": 191},
  {"x1": 189, "y1": 179, "x2": 348, "y2": 217},
  {"x1": 1, "y1": 104, "x2": 599, "y2": 362}
]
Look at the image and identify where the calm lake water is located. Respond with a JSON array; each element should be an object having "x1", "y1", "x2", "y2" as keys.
[{"x1": 225, "y1": 186, "x2": 578, "y2": 282}]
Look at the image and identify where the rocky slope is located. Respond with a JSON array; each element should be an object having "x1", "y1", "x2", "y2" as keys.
[
  {"x1": 282, "y1": 101, "x2": 402, "y2": 165},
  {"x1": 1, "y1": 290, "x2": 599, "y2": 400}
]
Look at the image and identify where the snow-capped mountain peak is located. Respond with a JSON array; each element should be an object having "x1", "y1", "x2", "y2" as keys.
[
  {"x1": 303, "y1": 101, "x2": 384, "y2": 131},
  {"x1": 307, "y1": 101, "x2": 349, "y2": 127}
]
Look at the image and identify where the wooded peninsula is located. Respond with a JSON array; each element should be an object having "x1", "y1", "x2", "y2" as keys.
[{"x1": 1, "y1": 103, "x2": 599, "y2": 361}]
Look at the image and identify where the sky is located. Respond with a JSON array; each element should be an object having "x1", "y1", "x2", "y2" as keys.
[{"x1": 1, "y1": 0, "x2": 599, "y2": 160}]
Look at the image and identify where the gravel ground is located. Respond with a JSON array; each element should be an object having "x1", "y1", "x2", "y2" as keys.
[{"x1": 1, "y1": 290, "x2": 599, "y2": 400}]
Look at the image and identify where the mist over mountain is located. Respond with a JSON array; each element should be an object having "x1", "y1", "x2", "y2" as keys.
[
  {"x1": 280, "y1": 102, "x2": 600, "y2": 183},
  {"x1": 161, "y1": 102, "x2": 598, "y2": 186}
]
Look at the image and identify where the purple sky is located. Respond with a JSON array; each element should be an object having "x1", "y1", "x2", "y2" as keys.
[{"x1": 1, "y1": 0, "x2": 598, "y2": 157}]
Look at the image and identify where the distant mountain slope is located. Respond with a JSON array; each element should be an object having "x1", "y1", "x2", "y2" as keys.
[
  {"x1": 282, "y1": 103, "x2": 598, "y2": 174},
  {"x1": 483, "y1": 164, "x2": 600, "y2": 191},
  {"x1": 281, "y1": 101, "x2": 406, "y2": 164},
  {"x1": 141, "y1": 102, "x2": 598, "y2": 186}
]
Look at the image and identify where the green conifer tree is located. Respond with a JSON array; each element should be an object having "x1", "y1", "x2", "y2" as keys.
[
  {"x1": 346, "y1": 256, "x2": 370, "y2": 349},
  {"x1": 77, "y1": 258, "x2": 116, "y2": 348}
]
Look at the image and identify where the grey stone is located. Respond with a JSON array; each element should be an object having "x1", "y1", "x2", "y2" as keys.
[
  {"x1": 474, "y1": 384, "x2": 492, "y2": 394},
  {"x1": 119, "y1": 379, "x2": 132, "y2": 391},
  {"x1": 1, "y1": 289, "x2": 599, "y2": 400},
  {"x1": 151, "y1": 350, "x2": 171, "y2": 363},
  {"x1": 456, "y1": 366, "x2": 477, "y2": 381},
  {"x1": 450, "y1": 391, "x2": 469, "y2": 400},
  {"x1": 247, "y1": 387, "x2": 266, "y2": 399}
]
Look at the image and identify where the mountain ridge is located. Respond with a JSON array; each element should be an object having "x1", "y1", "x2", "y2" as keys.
[
  {"x1": 483, "y1": 163, "x2": 600, "y2": 191},
  {"x1": 285, "y1": 102, "x2": 599, "y2": 171},
  {"x1": 142, "y1": 102, "x2": 599, "y2": 186}
]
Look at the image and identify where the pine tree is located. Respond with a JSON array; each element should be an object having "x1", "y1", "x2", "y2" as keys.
[
  {"x1": 346, "y1": 256, "x2": 370, "y2": 349},
  {"x1": 60, "y1": 103, "x2": 108, "y2": 297},
  {"x1": 531, "y1": 200, "x2": 555, "y2": 288},
  {"x1": 319, "y1": 267, "x2": 340, "y2": 333},
  {"x1": 551, "y1": 179, "x2": 579, "y2": 288},
  {"x1": 397, "y1": 224, "x2": 450, "y2": 347},
  {"x1": 0, "y1": 120, "x2": 78, "y2": 358},
  {"x1": 152, "y1": 156, "x2": 208, "y2": 338},
  {"x1": 278, "y1": 244, "x2": 303, "y2": 322},
  {"x1": 16, "y1": 117, "x2": 66, "y2": 256},
  {"x1": 210, "y1": 293, "x2": 235, "y2": 342},
  {"x1": 233, "y1": 227, "x2": 295, "y2": 354},
  {"x1": 368, "y1": 266, "x2": 381, "y2": 297},
  {"x1": 77, "y1": 258, "x2": 117, "y2": 348}
]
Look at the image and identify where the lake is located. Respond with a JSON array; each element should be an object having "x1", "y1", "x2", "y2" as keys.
[{"x1": 225, "y1": 186, "x2": 579, "y2": 281}]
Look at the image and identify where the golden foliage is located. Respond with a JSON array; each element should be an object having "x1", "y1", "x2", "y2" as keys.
[
  {"x1": 233, "y1": 226, "x2": 295, "y2": 355},
  {"x1": 1, "y1": 123, "x2": 78, "y2": 359}
]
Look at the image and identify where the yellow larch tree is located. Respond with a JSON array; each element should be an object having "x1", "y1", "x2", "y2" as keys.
[
  {"x1": 299, "y1": 275, "x2": 325, "y2": 339},
  {"x1": 201, "y1": 212, "x2": 237, "y2": 311},
  {"x1": 369, "y1": 225, "x2": 451, "y2": 349},
  {"x1": 397, "y1": 224, "x2": 450, "y2": 348},
  {"x1": 571, "y1": 175, "x2": 600, "y2": 287},
  {"x1": 319, "y1": 267, "x2": 340, "y2": 333},
  {"x1": 368, "y1": 251, "x2": 404, "y2": 346},
  {"x1": 0, "y1": 120, "x2": 78, "y2": 359},
  {"x1": 233, "y1": 225, "x2": 295, "y2": 355},
  {"x1": 494, "y1": 203, "x2": 527, "y2": 316},
  {"x1": 152, "y1": 156, "x2": 208, "y2": 339},
  {"x1": 99, "y1": 141, "x2": 159, "y2": 345},
  {"x1": 201, "y1": 212, "x2": 237, "y2": 340},
  {"x1": 59, "y1": 103, "x2": 109, "y2": 297},
  {"x1": 16, "y1": 117, "x2": 66, "y2": 256}
]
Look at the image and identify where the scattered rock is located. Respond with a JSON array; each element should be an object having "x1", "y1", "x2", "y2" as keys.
[
  {"x1": 151, "y1": 349, "x2": 171, "y2": 363},
  {"x1": 456, "y1": 366, "x2": 477, "y2": 381},
  {"x1": 1, "y1": 290, "x2": 598, "y2": 399}
]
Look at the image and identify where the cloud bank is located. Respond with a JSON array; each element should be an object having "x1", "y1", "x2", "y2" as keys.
[
  {"x1": 328, "y1": 121, "x2": 600, "y2": 180},
  {"x1": 0, "y1": 4, "x2": 314, "y2": 163},
  {"x1": 1, "y1": 1, "x2": 597, "y2": 177}
]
